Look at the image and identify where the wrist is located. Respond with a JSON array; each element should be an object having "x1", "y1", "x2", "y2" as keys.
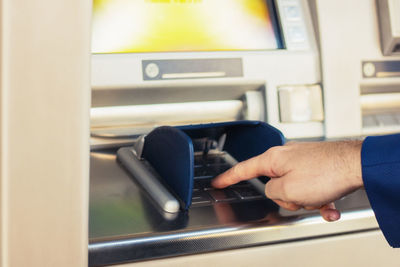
[{"x1": 344, "y1": 140, "x2": 364, "y2": 190}]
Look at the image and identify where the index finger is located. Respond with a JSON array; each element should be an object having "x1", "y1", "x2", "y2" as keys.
[{"x1": 212, "y1": 154, "x2": 268, "y2": 188}]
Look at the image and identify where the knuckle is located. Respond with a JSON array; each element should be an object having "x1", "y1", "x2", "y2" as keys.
[
  {"x1": 266, "y1": 146, "x2": 283, "y2": 156},
  {"x1": 232, "y1": 163, "x2": 241, "y2": 176},
  {"x1": 281, "y1": 181, "x2": 294, "y2": 202},
  {"x1": 264, "y1": 182, "x2": 271, "y2": 197},
  {"x1": 232, "y1": 163, "x2": 243, "y2": 180},
  {"x1": 269, "y1": 156, "x2": 280, "y2": 175},
  {"x1": 285, "y1": 141, "x2": 297, "y2": 146},
  {"x1": 263, "y1": 146, "x2": 284, "y2": 175}
]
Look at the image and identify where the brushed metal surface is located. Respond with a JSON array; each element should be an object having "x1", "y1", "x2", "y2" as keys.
[{"x1": 89, "y1": 148, "x2": 377, "y2": 267}]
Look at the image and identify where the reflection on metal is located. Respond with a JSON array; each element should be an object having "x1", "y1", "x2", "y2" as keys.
[
  {"x1": 89, "y1": 149, "x2": 376, "y2": 267},
  {"x1": 117, "y1": 146, "x2": 181, "y2": 213}
]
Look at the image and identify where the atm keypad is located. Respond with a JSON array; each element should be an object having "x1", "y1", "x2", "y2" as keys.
[
  {"x1": 192, "y1": 178, "x2": 265, "y2": 206},
  {"x1": 191, "y1": 191, "x2": 213, "y2": 205},
  {"x1": 191, "y1": 152, "x2": 265, "y2": 207}
]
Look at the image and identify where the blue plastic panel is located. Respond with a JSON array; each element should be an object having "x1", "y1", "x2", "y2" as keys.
[
  {"x1": 142, "y1": 126, "x2": 194, "y2": 210},
  {"x1": 142, "y1": 121, "x2": 285, "y2": 210}
]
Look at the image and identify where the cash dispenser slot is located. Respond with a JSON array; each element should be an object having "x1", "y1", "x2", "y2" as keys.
[
  {"x1": 360, "y1": 83, "x2": 400, "y2": 130},
  {"x1": 90, "y1": 82, "x2": 267, "y2": 141},
  {"x1": 117, "y1": 121, "x2": 285, "y2": 213}
]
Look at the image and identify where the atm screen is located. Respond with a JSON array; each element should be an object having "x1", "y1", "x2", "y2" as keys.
[{"x1": 92, "y1": 0, "x2": 283, "y2": 53}]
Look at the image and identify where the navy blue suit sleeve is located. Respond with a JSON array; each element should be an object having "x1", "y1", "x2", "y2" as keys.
[{"x1": 362, "y1": 133, "x2": 400, "y2": 247}]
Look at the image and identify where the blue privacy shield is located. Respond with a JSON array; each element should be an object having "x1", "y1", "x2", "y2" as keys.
[{"x1": 141, "y1": 121, "x2": 285, "y2": 210}]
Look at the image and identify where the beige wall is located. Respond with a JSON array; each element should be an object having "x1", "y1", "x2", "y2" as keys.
[{"x1": 0, "y1": 0, "x2": 91, "y2": 266}]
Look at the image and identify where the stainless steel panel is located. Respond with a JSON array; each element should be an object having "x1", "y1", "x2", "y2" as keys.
[{"x1": 89, "y1": 148, "x2": 376, "y2": 267}]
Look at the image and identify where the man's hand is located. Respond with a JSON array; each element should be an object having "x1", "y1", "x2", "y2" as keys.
[{"x1": 212, "y1": 141, "x2": 364, "y2": 222}]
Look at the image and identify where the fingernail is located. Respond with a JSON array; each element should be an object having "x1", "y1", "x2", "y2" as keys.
[{"x1": 328, "y1": 213, "x2": 339, "y2": 221}]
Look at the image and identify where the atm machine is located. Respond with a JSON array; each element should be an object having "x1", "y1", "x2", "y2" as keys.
[
  {"x1": 89, "y1": 0, "x2": 399, "y2": 266},
  {"x1": 314, "y1": 0, "x2": 400, "y2": 138}
]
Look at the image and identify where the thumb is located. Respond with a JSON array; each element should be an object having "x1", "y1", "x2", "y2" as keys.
[{"x1": 265, "y1": 177, "x2": 286, "y2": 201}]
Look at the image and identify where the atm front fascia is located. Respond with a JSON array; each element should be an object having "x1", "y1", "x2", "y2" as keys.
[
  {"x1": 89, "y1": 1, "x2": 380, "y2": 266},
  {"x1": 91, "y1": 0, "x2": 323, "y2": 141}
]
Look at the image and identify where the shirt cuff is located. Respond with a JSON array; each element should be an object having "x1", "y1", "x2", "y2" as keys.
[{"x1": 362, "y1": 134, "x2": 400, "y2": 248}]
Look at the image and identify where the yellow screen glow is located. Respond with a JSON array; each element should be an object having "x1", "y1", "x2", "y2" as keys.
[{"x1": 92, "y1": 0, "x2": 280, "y2": 53}]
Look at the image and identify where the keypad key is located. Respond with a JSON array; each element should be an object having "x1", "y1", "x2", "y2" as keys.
[
  {"x1": 207, "y1": 189, "x2": 238, "y2": 202},
  {"x1": 195, "y1": 164, "x2": 231, "y2": 178},
  {"x1": 194, "y1": 166, "x2": 213, "y2": 179},
  {"x1": 205, "y1": 163, "x2": 231, "y2": 174},
  {"x1": 232, "y1": 186, "x2": 264, "y2": 200},
  {"x1": 229, "y1": 180, "x2": 250, "y2": 188},
  {"x1": 194, "y1": 153, "x2": 228, "y2": 166},
  {"x1": 193, "y1": 179, "x2": 214, "y2": 191},
  {"x1": 204, "y1": 154, "x2": 227, "y2": 165},
  {"x1": 194, "y1": 156, "x2": 205, "y2": 167},
  {"x1": 191, "y1": 191, "x2": 213, "y2": 206},
  {"x1": 194, "y1": 165, "x2": 230, "y2": 179}
]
